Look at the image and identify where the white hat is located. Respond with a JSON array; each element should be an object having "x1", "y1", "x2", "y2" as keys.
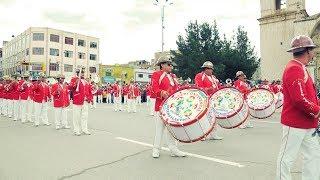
[
  {"x1": 236, "y1": 71, "x2": 246, "y2": 78},
  {"x1": 201, "y1": 61, "x2": 213, "y2": 69}
]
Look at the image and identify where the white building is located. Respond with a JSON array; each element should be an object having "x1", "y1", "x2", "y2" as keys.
[
  {"x1": 134, "y1": 69, "x2": 154, "y2": 84},
  {"x1": 1, "y1": 27, "x2": 99, "y2": 79}
]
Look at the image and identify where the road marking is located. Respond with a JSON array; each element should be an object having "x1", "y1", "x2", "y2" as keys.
[
  {"x1": 251, "y1": 120, "x2": 280, "y2": 124},
  {"x1": 116, "y1": 137, "x2": 244, "y2": 168}
]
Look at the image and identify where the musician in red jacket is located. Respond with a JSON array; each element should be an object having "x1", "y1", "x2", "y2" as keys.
[
  {"x1": 6, "y1": 76, "x2": 14, "y2": 118},
  {"x1": 18, "y1": 73, "x2": 30, "y2": 123},
  {"x1": 11, "y1": 74, "x2": 21, "y2": 121},
  {"x1": 2, "y1": 76, "x2": 11, "y2": 117},
  {"x1": 112, "y1": 81, "x2": 122, "y2": 111},
  {"x1": 259, "y1": 79, "x2": 272, "y2": 91},
  {"x1": 276, "y1": 35, "x2": 320, "y2": 180},
  {"x1": 126, "y1": 80, "x2": 137, "y2": 113},
  {"x1": 234, "y1": 71, "x2": 254, "y2": 129},
  {"x1": 69, "y1": 68, "x2": 92, "y2": 136},
  {"x1": 32, "y1": 73, "x2": 51, "y2": 127},
  {"x1": 0, "y1": 79, "x2": 4, "y2": 115},
  {"x1": 195, "y1": 61, "x2": 223, "y2": 140},
  {"x1": 151, "y1": 56, "x2": 186, "y2": 158},
  {"x1": 51, "y1": 74, "x2": 70, "y2": 130}
]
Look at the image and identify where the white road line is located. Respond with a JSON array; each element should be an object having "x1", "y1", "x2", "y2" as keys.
[
  {"x1": 251, "y1": 120, "x2": 280, "y2": 124},
  {"x1": 116, "y1": 137, "x2": 244, "y2": 168}
]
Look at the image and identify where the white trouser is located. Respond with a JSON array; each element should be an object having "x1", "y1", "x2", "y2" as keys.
[
  {"x1": 276, "y1": 125, "x2": 320, "y2": 180},
  {"x1": 92, "y1": 95, "x2": 97, "y2": 108},
  {"x1": 13, "y1": 100, "x2": 20, "y2": 121},
  {"x1": 27, "y1": 99, "x2": 34, "y2": 122},
  {"x1": 136, "y1": 96, "x2": 141, "y2": 105},
  {"x1": 8, "y1": 100, "x2": 13, "y2": 118},
  {"x1": 20, "y1": 100, "x2": 28, "y2": 123},
  {"x1": 107, "y1": 94, "x2": 111, "y2": 104},
  {"x1": 114, "y1": 96, "x2": 121, "y2": 111},
  {"x1": 72, "y1": 103, "x2": 89, "y2": 133},
  {"x1": 0, "y1": 98, "x2": 3, "y2": 115},
  {"x1": 34, "y1": 102, "x2": 49, "y2": 125},
  {"x1": 127, "y1": 98, "x2": 137, "y2": 113},
  {"x1": 55, "y1": 107, "x2": 68, "y2": 128},
  {"x1": 98, "y1": 95, "x2": 102, "y2": 103},
  {"x1": 149, "y1": 98, "x2": 155, "y2": 115},
  {"x1": 153, "y1": 112, "x2": 177, "y2": 150},
  {"x1": 2, "y1": 99, "x2": 8, "y2": 116}
]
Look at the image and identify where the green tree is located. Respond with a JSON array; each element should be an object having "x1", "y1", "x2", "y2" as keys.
[{"x1": 172, "y1": 21, "x2": 260, "y2": 81}]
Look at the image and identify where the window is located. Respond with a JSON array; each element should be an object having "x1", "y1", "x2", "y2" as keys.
[
  {"x1": 78, "y1": 39, "x2": 86, "y2": 47},
  {"x1": 25, "y1": 48, "x2": 29, "y2": 56},
  {"x1": 65, "y1": 37, "x2": 73, "y2": 45},
  {"x1": 50, "y1": 34, "x2": 59, "y2": 43},
  {"x1": 32, "y1": 47, "x2": 44, "y2": 55},
  {"x1": 33, "y1": 33, "x2": 44, "y2": 41},
  {"x1": 90, "y1": 42, "x2": 98, "y2": 48},
  {"x1": 31, "y1": 63, "x2": 42, "y2": 71},
  {"x1": 50, "y1": 48, "x2": 59, "y2": 56},
  {"x1": 64, "y1": 50, "x2": 73, "y2": 58},
  {"x1": 64, "y1": 64, "x2": 73, "y2": 72},
  {"x1": 148, "y1": 75, "x2": 152, "y2": 78},
  {"x1": 89, "y1": 54, "x2": 97, "y2": 60},
  {"x1": 276, "y1": 0, "x2": 287, "y2": 10},
  {"x1": 78, "y1": 52, "x2": 86, "y2": 59},
  {"x1": 89, "y1": 67, "x2": 96, "y2": 73},
  {"x1": 138, "y1": 74, "x2": 143, "y2": 78},
  {"x1": 49, "y1": 63, "x2": 59, "y2": 71}
]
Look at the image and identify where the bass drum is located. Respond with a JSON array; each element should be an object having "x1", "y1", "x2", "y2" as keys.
[
  {"x1": 160, "y1": 87, "x2": 215, "y2": 143},
  {"x1": 209, "y1": 87, "x2": 249, "y2": 129},
  {"x1": 246, "y1": 88, "x2": 276, "y2": 119}
]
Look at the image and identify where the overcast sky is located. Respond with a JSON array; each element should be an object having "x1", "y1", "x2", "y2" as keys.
[{"x1": 0, "y1": 0, "x2": 319, "y2": 65}]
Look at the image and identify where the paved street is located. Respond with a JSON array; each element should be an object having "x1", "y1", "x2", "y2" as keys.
[{"x1": 0, "y1": 103, "x2": 305, "y2": 180}]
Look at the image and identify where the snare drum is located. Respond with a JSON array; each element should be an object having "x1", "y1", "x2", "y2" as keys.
[
  {"x1": 209, "y1": 87, "x2": 249, "y2": 129},
  {"x1": 160, "y1": 87, "x2": 215, "y2": 143},
  {"x1": 246, "y1": 88, "x2": 276, "y2": 119}
]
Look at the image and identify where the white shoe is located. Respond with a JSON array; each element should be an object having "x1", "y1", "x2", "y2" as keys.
[
  {"x1": 152, "y1": 148, "x2": 160, "y2": 158},
  {"x1": 246, "y1": 124, "x2": 254, "y2": 128},
  {"x1": 238, "y1": 124, "x2": 247, "y2": 129},
  {"x1": 83, "y1": 131, "x2": 91, "y2": 135},
  {"x1": 74, "y1": 132, "x2": 81, "y2": 136},
  {"x1": 34, "y1": 124, "x2": 39, "y2": 127},
  {"x1": 56, "y1": 126, "x2": 61, "y2": 130},
  {"x1": 44, "y1": 123, "x2": 51, "y2": 126},
  {"x1": 208, "y1": 135, "x2": 223, "y2": 140},
  {"x1": 63, "y1": 125, "x2": 71, "y2": 129},
  {"x1": 170, "y1": 148, "x2": 186, "y2": 157}
]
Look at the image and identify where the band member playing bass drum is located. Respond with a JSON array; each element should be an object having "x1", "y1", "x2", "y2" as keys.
[
  {"x1": 151, "y1": 56, "x2": 186, "y2": 158},
  {"x1": 195, "y1": 61, "x2": 223, "y2": 140},
  {"x1": 234, "y1": 71, "x2": 254, "y2": 129}
]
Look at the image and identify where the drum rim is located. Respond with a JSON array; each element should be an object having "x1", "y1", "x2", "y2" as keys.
[
  {"x1": 209, "y1": 87, "x2": 245, "y2": 119},
  {"x1": 250, "y1": 104, "x2": 276, "y2": 119},
  {"x1": 219, "y1": 103, "x2": 250, "y2": 129},
  {"x1": 246, "y1": 88, "x2": 275, "y2": 110},
  {"x1": 160, "y1": 87, "x2": 209, "y2": 127}
]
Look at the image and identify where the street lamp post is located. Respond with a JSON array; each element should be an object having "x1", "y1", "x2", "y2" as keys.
[{"x1": 154, "y1": 0, "x2": 173, "y2": 52}]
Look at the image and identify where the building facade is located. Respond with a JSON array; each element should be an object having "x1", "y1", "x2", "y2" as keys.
[
  {"x1": 259, "y1": 0, "x2": 320, "y2": 81},
  {"x1": 0, "y1": 48, "x2": 3, "y2": 77},
  {"x1": 99, "y1": 64, "x2": 134, "y2": 84},
  {"x1": 134, "y1": 68, "x2": 154, "y2": 84},
  {"x1": 1, "y1": 27, "x2": 99, "y2": 80}
]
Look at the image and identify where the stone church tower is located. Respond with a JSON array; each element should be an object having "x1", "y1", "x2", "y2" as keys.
[{"x1": 258, "y1": 0, "x2": 320, "y2": 81}]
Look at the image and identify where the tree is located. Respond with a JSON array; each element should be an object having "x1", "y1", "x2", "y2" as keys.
[{"x1": 172, "y1": 21, "x2": 260, "y2": 81}]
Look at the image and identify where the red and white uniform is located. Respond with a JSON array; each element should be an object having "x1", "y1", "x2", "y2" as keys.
[
  {"x1": 276, "y1": 60, "x2": 320, "y2": 180},
  {"x1": 32, "y1": 82, "x2": 50, "y2": 126},
  {"x1": 69, "y1": 77, "x2": 92, "y2": 134},
  {"x1": 6, "y1": 81, "x2": 14, "y2": 118},
  {"x1": 112, "y1": 83, "x2": 122, "y2": 111},
  {"x1": 127, "y1": 84, "x2": 137, "y2": 113},
  {"x1": 18, "y1": 80, "x2": 29, "y2": 122},
  {"x1": 51, "y1": 82, "x2": 70, "y2": 129},
  {"x1": 194, "y1": 72, "x2": 221, "y2": 96},
  {"x1": 0, "y1": 83, "x2": 4, "y2": 115},
  {"x1": 259, "y1": 84, "x2": 272, "y2": 91},
  {"x1": 122, "y1": 85, "x2": 129, "y2": 105},
  {"x1": 194, "y1": 72, "x2": 222, "y2": 139},
  {"x1": 273, "y1": 84, "x2": 283, "y2": 93},
  {"x1": 234, "y1": 79, "x2": 250, "y2": 95},
  {"x1": 151, "y1": 70, "x2": 179, "y2": 150}
]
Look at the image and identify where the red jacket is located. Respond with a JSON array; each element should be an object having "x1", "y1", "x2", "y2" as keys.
[
  {"x1": 0, "y1": 83, "x2": 3, "y2": 99},
  {"x1": 5, "y1": 81, "x2": 14, "y2": 100},
  {"x1": 127, "y1": 84, "x2": 136, "y2": 99},
  {"x1": 122, "y1": 85, "x2": 129, "y2": 96},
  {"x1": 234, "y1": 79, "x2": 250, "y2": 95},
  {"x1": 12, "y1": 81, "x2": 20, "y2": 100},
  {"x1": 112, "y1": 84, "x2": 121, "y2": 97},
  {"x1": 281, "y1": 60, "x2": 320, "y2": 129},
  {"x1": 194, "y1": 72, "x2": 221, "y2": 96},
  {"x1": 273, "y1": 84, "x2": 283, "y2": 93},
  {"x1": 51, "y1": 83, "x2": 70, "y2": 108},
  {"x1": 69, "y1": 77, "x2": 92, "y2": 105},
  {"x1": 151, "y1": 70, "x2": 178, "y2": 111},
  {"x1": 19, "y1": 80, "x2": 29, "y2": 100},
  {"x1": 32, "y1": 82, "x2": 50, "y2": 103}
]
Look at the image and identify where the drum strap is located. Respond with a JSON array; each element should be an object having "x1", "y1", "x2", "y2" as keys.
[
  {"x1": 159, "y1": 72, "x2": 175, "y2": 87},
  {"x1": 202, "y1": 73, "x2": 218, "y2": 88}
]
